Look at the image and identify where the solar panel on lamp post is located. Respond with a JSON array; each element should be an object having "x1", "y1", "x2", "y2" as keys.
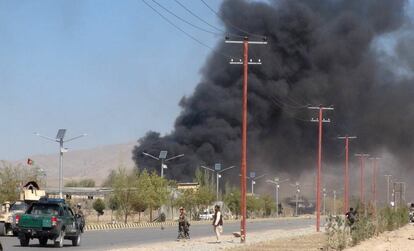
[
  {"x1": 34, "y1": 129, "x2": 87, "y2": 199},
  {"x1": 142, "y1": 151, "x2": 184, "y2": 178}
]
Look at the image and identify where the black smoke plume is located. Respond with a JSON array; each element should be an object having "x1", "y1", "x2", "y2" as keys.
[{"x1": 133, "y1": 0, "x2": 414, "y2": 182}]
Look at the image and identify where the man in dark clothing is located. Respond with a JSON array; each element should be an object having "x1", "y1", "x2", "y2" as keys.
[
  {"x1": 345, "y1": 207, "x2": 357, "y2": 226},
  {"x1": 177, "y1": 207, "x2": 190, "y2": 240}
]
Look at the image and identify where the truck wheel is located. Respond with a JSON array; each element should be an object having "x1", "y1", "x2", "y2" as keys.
[
  {"x1": 54, "y1": 230, "x2": 65, "y2": 248},
  {"x1": 39, "y1": 237, "x2": 48, "y2": 246},
  {"x1": 72, "y1": 234, "x2": 81, "y2": 246},
  {"x1": 0, "y1": 223, "x2": 5, "y2": 236},
  {"x1": 19, "y1": 234, "x2": 30, "y2": 247}
]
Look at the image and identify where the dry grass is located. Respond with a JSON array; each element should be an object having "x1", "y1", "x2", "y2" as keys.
[{"x1": 227, "y1": 233, "x2": 327, "y2": 251}]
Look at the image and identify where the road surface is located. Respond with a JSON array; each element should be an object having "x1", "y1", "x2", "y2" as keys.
[{"x1": 0, "y1": 217, "x2": 314, "y2": 250}]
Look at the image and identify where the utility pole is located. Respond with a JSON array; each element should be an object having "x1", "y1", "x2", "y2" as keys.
[
  {"x1": 295, "y1": 182, "x2": 301, "y2": 217},
  {"x1": 337, "y1": 135, "x2": 357, "y2": 214},
  {"x1": 226, "y1": 36, "x2": 267, "y2": 243},
  {"x1": 333, "y1": 190, "x2": 337, "y2": 215},
  {"x1": 384, "y1": 175, "x2": 392, "y2": 206},
  {"x1": 355, "y1": 153, "x2": 370, "y2": 205},
  {"x1": 308, "y1": 105, "x2": 333, "y2": 232},
  {"x1": 369, "y1": 157, "x2": 381, "y2": 212},
  {"x1": 323, "y1": 188, "x2": 327, "y2": 215}
]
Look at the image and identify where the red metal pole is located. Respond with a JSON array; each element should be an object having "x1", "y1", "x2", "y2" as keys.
[
  {"x1": 316, "y1": 107, "x2": 323, "y2": 232},
  {"x1": 344, "y1": 136, "x2": 349, "y2": 214},
  {"x1": 240, "y1": 37, "x2": 248, "y2": 243},
  {"x1": 360, "y1": 156, "x2": 364, "y2": 204}
]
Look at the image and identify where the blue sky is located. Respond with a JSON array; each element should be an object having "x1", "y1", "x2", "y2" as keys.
[{"x1": 0, "y1": 0, "x2": 222, "y2": 160}]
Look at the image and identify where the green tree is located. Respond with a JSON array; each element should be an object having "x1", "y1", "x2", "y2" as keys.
[
  {"x1": 112, "y1": 166, "x2": 137, "y2": 224},
  {"x1": 93, "y1": 198, "x2": 105, "y2": 223},
  {"x1": 108, "y1": 195, "x2": 120, "y2": 223},
  {"x1": 224, "y1": 187, "x2": 241, "y2": 218},
  {"x1": 102, "y1": 170, "x2": 117, "y2": 187},
  {"x1": 174, "y1": 189, "x2": 197, "y2": 220},
  {"x1": 195, "y1": 186, "x2": 215, "y2": 210},
  {"x1": 137, "y1": 170, "x2": 169, "y2": 221},
  {"x1": 261, "y1": 194, "x2": 275, "y2": 217},
  {"x1": 65, "y1": 179, "x2": 95, "y2": 187}
]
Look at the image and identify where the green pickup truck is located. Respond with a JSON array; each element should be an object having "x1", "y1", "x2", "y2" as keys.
[{"x1": 16, "y1": 198, "x2": 82, "y2": 247}]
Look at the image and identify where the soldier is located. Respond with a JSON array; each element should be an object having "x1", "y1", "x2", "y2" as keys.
[
  {"x1": 75, "y1": 203, "x2": 85, "y2": 233},
  {"x1": 177, "y1": 207, "x2": 190, "y2": 240},
  {"x1": 345, "y1": 207, "x2": 357, "y2": 228}
]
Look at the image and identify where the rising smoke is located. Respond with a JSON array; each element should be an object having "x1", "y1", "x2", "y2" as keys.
[{"x1": 133, "y1": 0, "x2": 414, "y2": 184}]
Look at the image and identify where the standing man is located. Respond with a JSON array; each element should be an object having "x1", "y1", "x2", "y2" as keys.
[
  {"x1": 212, "y1": 205, "x2": 223, "y2": 243},
  {"x1": 177, "y1": 207, "x2": 190, "y2": 240},
  {"x1": 75, "y1": 203, "x2": 85, "y2": 233}
]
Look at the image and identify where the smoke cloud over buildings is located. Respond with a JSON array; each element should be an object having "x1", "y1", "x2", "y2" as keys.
[{"x1": 133, "y1": 0, "x2": 414, "y2": 184}]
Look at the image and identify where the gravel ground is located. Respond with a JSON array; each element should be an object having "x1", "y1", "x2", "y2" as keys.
[{"x1": 108, "y1": 226, "x2": 316, "y2": 251}]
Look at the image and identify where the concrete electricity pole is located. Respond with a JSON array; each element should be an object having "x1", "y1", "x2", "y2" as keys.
[
  {"x1": 337, "y1": 135, "x2": 357, "y2": 214},
  {"x1": 308, "y1": 105, "x2": 333, "y2": 232},
  {"x1": 323, "y1": 188, "x2": 327, "y2": 215},
  {"x1": 369, "y1": 157, "x2": 381, "y2": 211},
  {"x1": 333, "y1": 190, "x2": 337, "y2": 215},
  {"x1": 384, "y1": 175, "x2": 392, "y2": 206},
  {"x1": 355, "y1": 153, "x2": 370, "y2": 204},
  {"x1": 226, "y1": 36, "x2": 267, "y2": 243}
]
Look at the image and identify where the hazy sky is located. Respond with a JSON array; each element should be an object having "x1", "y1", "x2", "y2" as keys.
[{"x1": 0, "y1": 0, "x2": 222, "y2": 160}]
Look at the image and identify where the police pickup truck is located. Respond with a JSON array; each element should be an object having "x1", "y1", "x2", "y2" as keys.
[{"x1": 16, "y1": 198, "x2": 82, "y2": 247}]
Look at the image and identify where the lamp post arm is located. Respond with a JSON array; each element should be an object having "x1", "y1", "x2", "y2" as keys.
[
  {"x1": 165, "y1": 154, "x2": 185, "y2": 162},
  {"x1": 64, "y1": 134, "x2": 87, "y2": 143},
  {"x1": 142, "y1": 152, "x2": 160, "y2": 161},
  {"x1": 34, "y1": 133, "x2": 57, "y2": 142},
  {"x1": 218, "y1": 165, "x2": 236, "y2": 173},
  {"x1": 200, "y1": 165, "x2": 215, "y2": 172}
]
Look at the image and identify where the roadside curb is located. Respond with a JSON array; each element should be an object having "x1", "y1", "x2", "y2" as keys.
[{"x1": 84, "y1": 215, "x2": 314, "y2": 231}]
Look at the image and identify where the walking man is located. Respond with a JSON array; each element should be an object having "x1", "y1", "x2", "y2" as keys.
[{"x1": 212, "y1": 205, "x2": 223, "y2": 243}]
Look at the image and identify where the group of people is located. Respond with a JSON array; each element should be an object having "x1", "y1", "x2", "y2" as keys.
[{"x1": 177, "y1": 205, "x2": 223, "y2": 243}]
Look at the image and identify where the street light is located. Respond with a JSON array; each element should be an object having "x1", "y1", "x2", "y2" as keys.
[
  {"x1": 200, "y1": 164, "x2": 236, "y2": 201},
  {"x1": 247, "y1": 173, "x2": 266, "y2": 195},
  {"x1": 142, "y1": 151, "x2": 184, "y2": 178},
  {"x1": 266, "y1": 177, "x2": 289, "y2": 217},
  {"x1": 34, "y1": 129, "x2": 87, "y2": 199}
]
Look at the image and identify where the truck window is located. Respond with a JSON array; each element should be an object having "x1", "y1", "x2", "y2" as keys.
[{"x1": 27, "y1": 204, "x2": 60, "y2": 215}]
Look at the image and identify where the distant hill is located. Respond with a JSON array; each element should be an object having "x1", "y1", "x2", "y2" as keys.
[{"x1": 13, "y1": 142, "x2": 136, "y2": 187}]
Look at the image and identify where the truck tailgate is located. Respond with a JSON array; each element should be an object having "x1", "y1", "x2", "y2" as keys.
[{"x1": 19, "y1": 215, "x2": 52, "y2": 228}]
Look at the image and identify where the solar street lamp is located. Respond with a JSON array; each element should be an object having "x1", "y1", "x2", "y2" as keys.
[
  {"x1": 142, "y1": 151, "x2": 184, "y2": 178},
  {"x1": 34, "y1": 129, "x2": 87, "y2": 199}
]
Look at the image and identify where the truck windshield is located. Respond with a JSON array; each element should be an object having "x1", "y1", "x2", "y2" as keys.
[
  {"x1": 27, "y1": 204, "x2": 60, "y2": 215},
  {"x1": 10, "y1": 202, "x2": 28, "y2": 211}
]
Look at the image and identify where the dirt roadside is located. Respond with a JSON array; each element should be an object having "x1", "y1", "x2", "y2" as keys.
[{"x1": 345, "y1": 223, "x2": 414, "y2": 251}]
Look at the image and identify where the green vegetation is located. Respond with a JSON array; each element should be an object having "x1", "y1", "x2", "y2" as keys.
[
  {"x1": 92, "y1": 198, "x2": 105, "y2": 222},
  {"x1": 0, "y1": 161, "x2": 45, "y2": 203},
  {"x1": 326, "y1": 203, "x2": 409, "y2": 250}
]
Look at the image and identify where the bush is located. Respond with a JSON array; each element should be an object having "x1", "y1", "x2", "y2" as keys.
[{"x1": 326, "y1": 205, "x2": 409, "y2": 250}]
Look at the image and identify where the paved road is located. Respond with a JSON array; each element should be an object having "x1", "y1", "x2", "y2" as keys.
[{"x1": 0, "y1": 218, "x2": 314, "y2": 250}]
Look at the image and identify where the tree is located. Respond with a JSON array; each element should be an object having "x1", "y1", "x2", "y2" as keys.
[
  {"x1": 174, "y1": 189, "x2": 197, "y2": 220},
  {"x1": 195, "y1": 186, "x2": 215, "y2": 210},
  {"x1": 108, "y1": 196, "x2": 120, "y2": 223},
  {"x1": 112, "y1": 166, "x2": 137, "y2": 224},
  {"x1": 137, "y1": 170, "x2": 169, "y2": 221},
  {"x1": 224, "y1": 187, "x2": 241, "y2": 218},
  {"x1": 93, "y1": 198, "x2": 105, "y2": 223},
  {"x1": 261, "y1": 194, "x2": 275, "y2": 217}
]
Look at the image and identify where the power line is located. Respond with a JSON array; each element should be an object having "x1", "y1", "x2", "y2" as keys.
[
  {"x1": 142, "y1": 0, "x2": 231, "y2": 59},
  {"x1": 151, "y1": 0, "x2": 221, "y2": 36},
  {"x1": 200, "y1": 0, "x2": 265, "y2": 39},
  {"x1": 174, "y1": 0, "x2": 246, "y2": 39}
]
